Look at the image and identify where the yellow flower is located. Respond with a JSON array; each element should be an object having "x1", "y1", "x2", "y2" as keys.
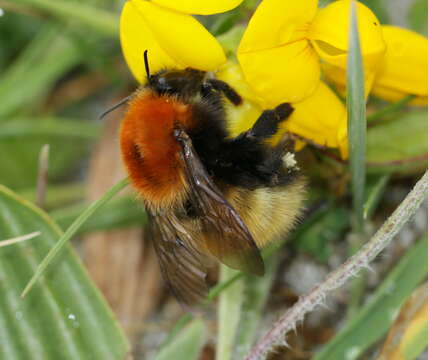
[
  {"x1": 324, "y1": 25, "x2": 428, "y2": 106},
  {"x1": 120, "y1": 0, "x2": 243, "y2": 83},
  {"x1": 237, "y1": 0, "x2": 385, "y2": 105},
  {"x1": 218, "y1": 63, "x2": 348, "y2": 157},
  {"x1": 120, "y1": 0, "x2": 349, "y2": 158},
  {"x1": 371, "y1": 26, "x2": 428, "y2": 106}
]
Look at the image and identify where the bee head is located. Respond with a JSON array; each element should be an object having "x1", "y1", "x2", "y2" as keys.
[
  {"x1": 148, "y1": 68, "x2": 206, "y2": 98},
  {"x1": 142, "y1": 50, "x2": 205, "y2": 99},
  {"x1": 143, "y1": 50, "x2": 241, "y2": 106}
]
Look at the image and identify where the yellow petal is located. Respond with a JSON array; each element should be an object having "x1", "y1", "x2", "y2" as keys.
[
  {"x1": 238, "y1": 0, "x2": 318, "y2": 54},
  {"x1": 322, "y1": 62, "x2": 378, "y2": 98},
  {"x1": 337, "y1": 116, "x2": 349, "y2": 159},
  {"x1": 120, "y1": 1, "x2": 179, "y2": 82},
  {"x1": 309, "y1": 0, "x2": 385, "y2": 70},
  {"x1": 285, "y1": 82, "x2": 346, "y2": 149},
  {"x1": 238, "y1": 40, "x2": 321, "y2": 104},
  {"x1": 371, "y1": 85, "x2": 428, "y2": 106},
  {"x1": 151, "y1": 0, "x2": 244, "y2": 15},
  {"x1": 372, "y1": 25, "x2": 428, "y2": 104},
  {"x1": 215, "y1": 62, "x2": 264, "y2": 137},
  {"x1": 121, "y1": 0, "x2": 226, "y2": 81},
  {"x1": 217, "y1": 62, "x2": 267, "y2": 108}
]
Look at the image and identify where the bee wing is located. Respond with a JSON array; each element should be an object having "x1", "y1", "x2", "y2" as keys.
[
  {"x1": 176, "y1": 130, "x2": 265, "y2": 276},
  {"x1": 147, "y1": 210, "x2": 210, "y2": 306}
]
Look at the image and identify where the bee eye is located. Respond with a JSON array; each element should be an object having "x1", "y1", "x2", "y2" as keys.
[{"x1": 152, "y1": 77, "x2": 174, "y2": 94}]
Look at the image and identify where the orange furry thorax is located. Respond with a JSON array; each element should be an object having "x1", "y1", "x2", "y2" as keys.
[{"x1": 120, "y1": 90, "x2": 193, "y2": 209}]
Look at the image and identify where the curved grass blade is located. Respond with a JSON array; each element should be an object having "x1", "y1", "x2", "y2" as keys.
[
  {"x1": 0, "y1": 185, "x2": 129, "y2": 359},
  {"x1": 12, "y1": 0, "x2": 118, "y2": 38},
  {"x1": 154, "y1": 319, "x2": 206, "y2": 360},
  {"x1": 217, "y1": 265, "x2": 245, "y2": 360},
  {"x1": 364, "y1": 175, "x2": 390, "y2": 219},
  {"x1": 21, "y1": 177, "x2": 129, "y2": 298},
  {"x1": 378, "y1": 282, "x2": 428, "y2": 360},
  {"x1": 314, "y1": 233, "x2": 428, "y2": 360},
  {"x1": 0, "y1": 118, "x2": 100, "y2": 140},
  {"x1": 51, "y1": 196, "x2": 145, "y2": 234},
  {"x1": 233, "y1": 255, "x2": 280, "y2": 360}
]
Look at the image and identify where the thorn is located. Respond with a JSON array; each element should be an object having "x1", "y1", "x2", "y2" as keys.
[{"x1": 362, "y1": 263, "x2": 376, "y2": 274}]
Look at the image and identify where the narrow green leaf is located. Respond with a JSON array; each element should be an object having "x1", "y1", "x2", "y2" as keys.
[
  {"x1": 378, "y1": 283, "x2": 428, "y2": 360},
  {"x1": 210, "y1": 11, "x2": 241, "y2": 36},
  {"x1": 0, "y1": 119, "x2": 100, "y2": 140},
  {"x1": 21, "y1": 177, "x2": 129, "y2": 297},
  {"x1": 292, "y1": 206, "x2": 350, "y2": 262},
  {"x1": 367, "y1": 95, "x2": 415, "y2": 123},
  {"x1": 51, "y1": 196, "x2": 146, "y2": 234},
  {"x1": 154, "y1": 319, "x2": 206, "y2": 360},
  {"x1": 347, "y1": 1, "x2": 367, "y2": 231},
  {"x1": 408, "y1": 0, "x2": 428, "y2": 35},
  {"x1": 359, "y1": 0, "x2": 389, "y2": 24},
  {"x1": 12, "y1": 0, "x2": 118, "y2": 38},
  {"x1": 314, "y1": 233, "x2": 428, "y2": 360},
  {"x1": 162, "y1": 235, "x2": 300, "y2": 351},
  {"x1": 19, "y1": 183, "x2": 85, "y2": 210},
  {"x1": 0, "y1": 184, "x2": 129, "y2": 359},
  {"x1": 217, "y1": 25, "x2": 246, "y2": 57},
  {"x1": 233, "y1": 255, "x2": 280, "y2": 359},
  {"x1": 217, "y1": 265, "x2": 245, "y2": 360},
  {"x1": 367, "y1": 109, "x2": 428, "y2": 173},
  {"x1": 363, "y1": 174, "x2": 390, "y2": 219},
  {"x1": 0, "y1": 25, "x2": 81, "y2": 119}
]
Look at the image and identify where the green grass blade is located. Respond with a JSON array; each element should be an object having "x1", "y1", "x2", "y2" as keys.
[
  {"x1": 19, "y1": 183, "x2": 85, "y2": 210},
  {"x1": 52, "y1": 196, "x2": 146, "y2": 234},
  {"x1": 12, "y1": 0, "x2": 118, "y2": 38},
  {"x1": 367, "y1": 109, "x2": 428, "y2": 174},
  {"x1": 367, "y1": 95, "x2": 415, "y2": 123},
  {"x1": 233, "y1": 255, "x2": 280, "y2": 359},
  {"x1": 0, "y1": 25, "x2": 81, "y2": 119},
  {"x1": 359, "y1": 0, "x2": 389, "y2": 24},
  {"x1": 216, "y1": 265, "x2": 245, "y2": 360},
  {"x1": 154, "y1": 319, "x2": 206, "y2": 360},
  {"x1": 409, "y1": 0, "x2": 428, "y2": 35},
  {"x1": 363, "y1": 174, "x2": 390, "y2": 219},
  {"x1": 162, "y1": 232, "x2": 310, "y2": 352},
  {"x1": 0, "y1": 118, "x2": 100, "y2": 140},
  {"x1": 314, "y1": 233, "x2": 428, "y2": 360},
  {"x1": 21, "y1": 177, "x2": 129, "y2": 298},
  {"x1": 0, "y1": 184, "x2": 129, "y2": 359},
  {"x1": 347, "y1": 1, "x2": 367, "y2": 232}
]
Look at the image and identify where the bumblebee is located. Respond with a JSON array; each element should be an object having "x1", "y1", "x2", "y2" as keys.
[{"x1": 119, "y1": 53, "x2": 305, "y2": 305}]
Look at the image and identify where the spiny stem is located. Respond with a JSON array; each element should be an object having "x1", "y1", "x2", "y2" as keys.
[{"x1": 245, "y1": 170, "x2": 428, "y2": 360}]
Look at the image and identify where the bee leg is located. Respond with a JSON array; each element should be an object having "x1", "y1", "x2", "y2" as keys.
[
  {"x1": 248, "y1": 103, "x2": 294, "y2": 139},
  {"x1": 206, "y1": 79, "x2": 242, "y2": 106}
]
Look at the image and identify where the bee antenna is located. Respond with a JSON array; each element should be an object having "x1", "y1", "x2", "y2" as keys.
[
  {"x1": 98, "y1": 95, "x2": 132, "y2": 121},
  {"x1": 144, "y1": 50, "x2": 151, "y2": 81}
]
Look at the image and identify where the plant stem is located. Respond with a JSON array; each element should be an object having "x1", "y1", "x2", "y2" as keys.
[
  {"x1": 367, "y1": 95, "x2": 415, "y2": 123},
  {"x1": 216, "y1": 265, "x2": 244, "y2": 360},
  {"x1": 245, "y1": 170, "x2": 428, "y2": 360}
]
